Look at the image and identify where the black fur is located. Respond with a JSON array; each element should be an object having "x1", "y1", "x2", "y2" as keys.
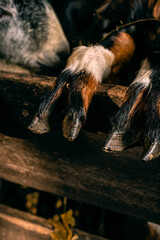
[
  {"x1": 112, "y1": 83, "x2": 146, "y2": 130},
  {"x1": 145, "y1": 52, "x2": 160, "y2": 142},
  {"x1": 2, "y1": 0, "x2": 160, "y2": 160},
  {"x1": 38, "y1": 70, "x2": 71, "y2": 117}
]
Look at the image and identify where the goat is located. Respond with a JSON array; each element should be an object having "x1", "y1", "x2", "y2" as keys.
[
  {"x1": 0, "y1": 0, "x2": 70, "y2": 75},
  {"x1": 29, "y1": 0, "x2": 160, "y2": 162},
  {"x1": 1, "y1": 1, "x2": 160, "y2": 238},
  {"x1": 1, "y1": 1, "x2": 160, "y2": 160}
]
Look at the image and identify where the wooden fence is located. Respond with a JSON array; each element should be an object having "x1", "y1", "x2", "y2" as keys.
[{"x1": 0, "y1": 71, "x2": 159, "y2": 239}]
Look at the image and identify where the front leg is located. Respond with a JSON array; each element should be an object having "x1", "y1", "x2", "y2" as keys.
[
  {"x1": 29, "y1": 45, "x2": 115, "y2": 139},
  {"x1": 29, "y1": 26, "x2": 137, "y2": 140},
  {"x1": 141, "y1": 52, "x2": 160, "y2": 161},
  {"x1": 104, "y1": 51, "x2": 160, "y2": 161},
  {"x1": 62, "y1": 45, "x2": 115, "y2": 140},
  {"x1": 62, "y1": 71, "x2": 98, "y2": 141},
  {"x1": 103, "y1": 58, "x2": 150, "y2": 152}
]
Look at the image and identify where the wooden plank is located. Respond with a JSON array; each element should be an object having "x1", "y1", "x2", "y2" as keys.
[
  {"x1": 0, "y1": 71, "x2": 159, "y2": 224},
  {"x1": 0, "y1": 131, "x2": 159, "y2": 224},
  {"x1": 0, "y1": 204, "x2": 108, "y2": 240},
  {"x1": 0, "y1": 71, "x2": 127, "y2": 133}
]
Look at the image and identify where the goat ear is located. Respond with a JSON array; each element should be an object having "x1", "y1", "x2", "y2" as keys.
[
  {"x1": 96, "y1": 0, "x2": 111, "y2": 19},
  {"x1": 153, "y1": 0, "x2": 160, "y2": 18}
]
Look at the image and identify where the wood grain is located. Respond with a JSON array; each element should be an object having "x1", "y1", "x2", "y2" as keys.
[
  {"x1": 0, "y1": 71, "x2": 159, "y2": 226},
  {"x1": 0, "y1": 71, "x2": 127, "y2": 133},
  {"x1": 0, "y1": 204, "x2": 108, "y2": 240},
  {"x1": 0, "y1": 130, "x2": 159, "y2": 224}
]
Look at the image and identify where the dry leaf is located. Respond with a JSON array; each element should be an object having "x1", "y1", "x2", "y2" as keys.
[{"x1": 50, "y1": 209, "x2": 76, "y2": 240}]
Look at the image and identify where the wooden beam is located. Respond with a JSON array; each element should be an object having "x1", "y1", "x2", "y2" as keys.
[
  {"x1": 0, "y1": 71, "x2": 127, "y2": 133},
  {"x1": 0, "y1": 71, "x2": 159, "y2": 225},
  {"x1": 0, "y1": 131, "x2": 159, "y2": 224},
  {"x1": 0, "y1": 204, "x2": 108, "y2": 240}
]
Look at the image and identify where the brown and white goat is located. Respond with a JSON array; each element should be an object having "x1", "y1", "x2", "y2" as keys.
[{"x1": 29, "y1": 0, "x2": 160, "y2": 161}]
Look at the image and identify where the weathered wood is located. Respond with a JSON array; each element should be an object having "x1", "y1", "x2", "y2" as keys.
[
  {"x1": 0, "y1": 204, "x2": 108, "y2": 240},
  {"x1": 0, "y1": 71, "x2": 159, "y2": 225},
  {"x1": 0, "y1": 71, "x2": 127, "y2": 133},
  {"x1": 0, "y1": 131, "x2": 159, "y2": 224}
]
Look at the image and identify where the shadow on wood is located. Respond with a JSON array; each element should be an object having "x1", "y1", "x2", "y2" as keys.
[
  {"x1": 0, "y1": 204, "x2": 108, "y2": 240},
  {"x1": 0, "y1": 71, "x2": 159, "y2": 226}
]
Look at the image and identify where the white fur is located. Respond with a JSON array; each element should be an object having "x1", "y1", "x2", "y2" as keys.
[
  {"x1": 132, "y1": 59, "x2": 151, "y2": 88},
  {"x1": 25, "y1": 2, "x2": 70, "y2": 68},
  {"x1": 65, "y1": 45, "x2": 115, "y2": 83},
  {"x1": 0, "y1": 1, "x2": 70, "y2": 70},
  {"x1": 37, "y1": 2, "x2": 70, "y2": 67}
]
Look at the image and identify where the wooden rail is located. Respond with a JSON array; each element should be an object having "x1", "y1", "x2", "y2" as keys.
[
  {"x1": 0, "y1": 71, "x2": 127, "y2": 133},
  {"x1": 0, "y1": 204, "x2": 108, "y2": 240},
  {"x1": 0, "y1": 71, "x2": 159, "y2": 229}
]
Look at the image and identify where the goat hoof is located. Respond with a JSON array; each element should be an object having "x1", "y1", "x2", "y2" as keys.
[
  {"x1": 103, "y1": 131, "x2": 126, "y2": 152},
  {"x1": 28, "y1": 115, "x2": 51, "y2": 134},
  {"x1": 141, "y1": 139, "x2": 160, "y2": 161},
  {"x1": 103, "y1": 129, "x2": 141, "y2": 152},
  {"x1": 62, "y1": 115, "x2": 82, "y2": 141}
]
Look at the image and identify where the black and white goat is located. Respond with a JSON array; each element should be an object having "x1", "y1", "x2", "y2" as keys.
[{"x1": 0, "y1": 0, "x2": 70, "y2": 74}]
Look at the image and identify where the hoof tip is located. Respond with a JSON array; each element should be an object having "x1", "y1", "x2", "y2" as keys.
[
  {"x1": 141, "y1": 139, "x2": 160, "y2": 161},
  {"x1": 28, "y1": 116, "x2": 51, "y2": 134},
  {"x1": 103, "y1": 131, "x2": 126, "y2": 152},
  {"x1": 62, "y1": 115, "x2": 82, "y2": 141}
]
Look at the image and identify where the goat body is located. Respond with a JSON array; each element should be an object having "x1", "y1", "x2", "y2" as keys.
[
  {"x1": 28, "y1": 0, "x2": 160, "y2": 162},
  {"x1": 1, "y1": 1, "x2": 160, "y2": 157}
]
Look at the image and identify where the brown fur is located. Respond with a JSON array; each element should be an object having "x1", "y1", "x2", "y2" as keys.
[
  {"x1": 71, "y1": 72, "x2": 98, "y2": 113},
  {"x1": 124, "y1": 88, "x2": 145, "y2": 122},
  {"x1": 81, "y1": 74, "x2": 98, "y2": 112},
  {"x1": 107, "y1": 32, "x2": 135, "y2": 83},
  {"x1": 148, "y1": 0, "x2": 156, "y2": 9},
  {"x1": 110, "y1": 32, "x2": 135, "y2": 73},
  {"x1": 153, "y1": 0, "x2": 160, "y2": 18}
]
